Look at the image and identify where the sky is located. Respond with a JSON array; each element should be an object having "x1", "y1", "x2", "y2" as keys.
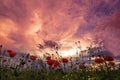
[{"x1": 0, "y1": 0, "x2": 120, "y2": 56}]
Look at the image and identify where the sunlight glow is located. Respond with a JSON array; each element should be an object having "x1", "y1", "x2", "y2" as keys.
[
  {"x1": 59, "y1": 45, "x2": 87, "y2": 57},
  {"x1": 36, "y1": 40, "x2": 89, "y2": 58},
  {"x1": 59, "y1": 48, "x2": 78, "y2": 57},
  {"x1": 58, "y1": 40, "x2": 88, "y2": 57}
]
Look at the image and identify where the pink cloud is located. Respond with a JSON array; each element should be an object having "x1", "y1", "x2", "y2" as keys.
[
  {"x1": 94, "y1": 12, "x2": 120, "y2": 56},
  {"x1": 0, "y1": 0, "x2": 119, "y2": 56}
]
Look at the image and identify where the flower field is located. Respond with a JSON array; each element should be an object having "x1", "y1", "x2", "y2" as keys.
[{"x1": 0, "y1": 46, "x2": 120, "y2": 80}]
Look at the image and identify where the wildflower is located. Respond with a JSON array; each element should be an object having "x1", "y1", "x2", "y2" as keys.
[
  {"x1": 31, "y1": 56, "x2": 37, "y2": 60},
  {"x1": 2, "y1": 59, "x2": 7, "y2": 63},
  {"x1": 28, "y1": 60, "x2": 31, "y2": 62},
  {"x1": 104, "y1": 55, "x2": 114, "y2": 61},
  {"x1": 95, "y1": 58, "x2": 104, "y2": 63},
  {"x1": 7, "y1": 50, "x2": 16, "y2": 57},
  {"x1": 47, "y1": 59, "x2": 55, "y2": 66},
  {"x1": 62, "y1": 58, "x2": 69, "y2": 63},
  {"x1": 109, "y1": 61, "x2": 115, "y2": 66},
  {"x1": 0, "y1": 45, "x2": 2, "y2": 53},
  {"x1": 0, "y1": 45, "x2": 2, "y2": 48},
  {"x1": 46, "y1": 56, "x2": 51, "y2": 60},
  {"x1": 53, "y1": 60, "x2": 60, "y2": 68}
]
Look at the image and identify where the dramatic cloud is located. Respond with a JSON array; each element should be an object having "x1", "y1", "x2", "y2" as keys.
[
  {"x1": 0, "y1": 0, "x2": 120, "y2": 55},
  {"x1": 94, "y1": 12, "x2": 120, "y2": 56}
]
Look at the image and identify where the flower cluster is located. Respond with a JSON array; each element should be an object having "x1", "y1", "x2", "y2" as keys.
[
  {"x1": 95, "y1": 58, "x2": 104, "y2": 63},
  {"x1": 104, "y1": 55, "x2": 114, "y2": 61},
  {"x1": 94, "y1": 55, "x2": 115, "y2": 66},
  {"x1": 46, "y1": 56, "x2": 69, "y2": 68},
  {"x1": 46, "y1": 56, "x2": 60, "y2": 68}
]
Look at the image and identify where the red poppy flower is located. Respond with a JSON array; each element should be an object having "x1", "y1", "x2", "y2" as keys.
[
  {"x1": 62, "y1": 58, "x2": 69, "y2": 63},
  {"x1": 47, "y1": 59, "x2": 55, "y2": 66},
  {"x1": 53, "y1": 60, "x2": 60, "y2": 68},
  {"x1": 109, "y1": 61, "x2": 115, "y2": 66},
  {"x1": 31, "y1": 56, "x2": 37, "y2": 60},
  {"x1": 104, "y1": 56, "x2": 114, "y2": 61},
  {"x1": 7, "y1": 50, "x2": 16, "y2": 57},
  {"x1": 95, "y1": 58, "x2": 104, "y2": 63},
  {"x1": 2, "y1": 59, "x2": 7, "y2": 63},
  {"x1": 46, "y1": 56, "x2": 51, "y2": 60}
]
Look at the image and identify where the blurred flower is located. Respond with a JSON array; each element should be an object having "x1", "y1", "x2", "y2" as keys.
[
  {"x1": 0, "y1": 45, "x2": 2, "y2": 53},
  {"x1": 28, "y1": 60, "x2": 31, "y2": 62},
  {"x1": 0, "y1": 45, "x2": 2, "y2": 48},
  {"x1": 7, "y1": 50, "x2": 16, "y2": 57},
  {"x1": 53, "y1": 60, "x2": 60, "y2": 68},
  {"x1": 104, "y1": 56, "x2": 114, "y2": 61},
  {"x1": 46, "y1": 56, "x2": 51, "y2": 60},
  {"x1": 62, "y1": 58, "x2": 69, "y2": 63},
  {"x1": 31, "y1": 56, "x2": 37, "y2": 60},
  {"x1": 109, "y1": 61, "x2": 115, "y2": 66},
  {"x1": 95, "y1": 58, "x2": 104, "y2": 63},
  {"x1": 47, "y1": 59, "x2": 55, "y2": 66},
  {"x1": 2, "y1": 59, "x2": 7, "y2": 63}
]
